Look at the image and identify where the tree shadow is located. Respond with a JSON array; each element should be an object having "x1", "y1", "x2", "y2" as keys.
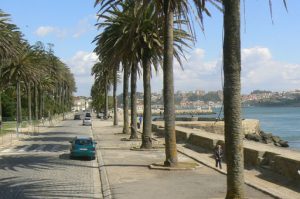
[
  {"x1": 255, "y1": 167, "x2": 300, "y2": 193},
  {"x1": 0, "y1": 177, "x2": 98, "y2": 198},
  {"x1": 35, "y1": 131, "x2": 74, "y2": 136},
  {"x1": 0, "y1": 155, "x2": 58, "y2": 171},
  {"x1": 24, "y1": 136, "x2": 72, "y2": 143}
]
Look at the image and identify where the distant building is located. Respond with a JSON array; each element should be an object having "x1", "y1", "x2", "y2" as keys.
[{"x1": 73, "y1": 96, "x2": 92, "y2": 111}]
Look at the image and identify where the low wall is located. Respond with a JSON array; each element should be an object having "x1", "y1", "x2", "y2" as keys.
[
  {"x1": 152, "y1": 123, "x2": 300, "y2": 183},
  {"x1": 176, "y1": 119, "x2": 260, "y2": 135}
]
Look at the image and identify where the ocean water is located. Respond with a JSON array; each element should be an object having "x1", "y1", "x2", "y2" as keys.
[
  {"x1": 154, "y1": 107, "x2": 300, "y2": 150},
  {"x1": 211, "y1": 107, "x2": 300, "y2": 150},
  {"x1": 240, "y1": 107, "x2": 300, "y2": 150}
]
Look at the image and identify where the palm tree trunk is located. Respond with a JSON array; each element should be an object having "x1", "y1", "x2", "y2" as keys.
[
  {"x1": 113, "y1": 66, "x2": 118, "y2": 125},
  {"x1": 34, "y1": 83, "x2": 38, "y2": 120},
  {"x1": 16, "y1": 80, "x2": 22, "y2": 135},
  {"x1": 130, "y1": 63, "x2": 138, "y2": 139},
  {"x1": 27, "y1": 83, "x2": 32, "y2": 124},
  {"x1": 0, "y1": 89, "x2": 2, "y2": 132},
  {"x1": 39, "y1": 86, "x2": 43, "y2": 119},
  {"x1": 122, "y1": 64, "x2": 129, "y2": 134},
  {"x1": 104, "y1": 77, "x2": 108, "y2": 118},
  {"x1": 223, "y1": 1, "x2": 245, "y2": 198},
  {"x1": 140, "y1": 57, "x2": 152, "y2": 149},
  {"x1": 163, "y1": 0, "x2": 178, "y2": 167}
]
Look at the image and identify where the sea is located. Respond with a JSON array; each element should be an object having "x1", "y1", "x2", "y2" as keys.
[{"x1": 155, "y1": 106, "x2": 300, "y2": 151}]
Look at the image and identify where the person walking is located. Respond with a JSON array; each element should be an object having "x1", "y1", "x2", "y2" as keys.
[
  {"x1": 139, "y1": 115, "x2": 143, "y2": 127},
  {"x1": 215, "y1": 144, "x2": 223, "y2": 169},
  {"x1": 137, "y1": 116, "x2": 141, "y2": 129}
]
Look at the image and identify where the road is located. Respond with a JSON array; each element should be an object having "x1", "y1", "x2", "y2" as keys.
[{"x1": 0, "y1": 118, "x2": 102, "y2": 199}]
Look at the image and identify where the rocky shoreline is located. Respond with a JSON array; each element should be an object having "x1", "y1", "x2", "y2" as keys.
[{"x1": 245, "y1": 131, "x2": 289, "y2": 147}]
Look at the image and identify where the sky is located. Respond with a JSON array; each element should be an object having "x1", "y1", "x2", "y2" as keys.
[{"x1": 1, "y1": 0, "x2": 300, "y2": 96}]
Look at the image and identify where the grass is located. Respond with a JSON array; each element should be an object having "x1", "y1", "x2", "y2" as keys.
[{"x1": 0, "y1": 121, "x2": 32, "y2": 136}]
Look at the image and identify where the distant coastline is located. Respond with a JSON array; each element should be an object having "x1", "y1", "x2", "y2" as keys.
[{"x1": 243, "y1": 99, "x2": 300, "y2": 107}]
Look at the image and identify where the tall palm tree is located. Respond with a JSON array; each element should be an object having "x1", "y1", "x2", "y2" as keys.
[
  {"x1": 0, "y1": 10, "x2": 22, "y2": 61},
  {"x1": 122, "y1": 63, "x2": 130, "y2": 134},
  {"x1": 94, "y1": 0, "x2": 196, "y2": 147},
  {"x1": 91, "y1": 61, "x2": 114, "y2": 118},
  {"x1": 223, "y1": 0, "x2": 244, "y2": 198},
  {"x1": 113, "y1": 64, "x2": 119, "y2": 126}
]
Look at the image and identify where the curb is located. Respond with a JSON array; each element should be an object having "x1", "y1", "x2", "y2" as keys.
[
  {"x1": 96, "y1": 148, "x2": 112, "y2": 199},
  {"x1": 92, "y1": 129, "x2": 112, "y2": 199}
]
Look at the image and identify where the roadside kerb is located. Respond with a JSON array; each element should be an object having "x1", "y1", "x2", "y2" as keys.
[{"x1": 92, "y1": 128, "x2": 112, "y2": 199}]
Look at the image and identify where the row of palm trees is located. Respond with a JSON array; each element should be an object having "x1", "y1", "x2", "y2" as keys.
[
  {"x1": 0, "y1": 10, "x2": 76, "y2": 130},
  {"x1": 90, "y1": 0, "x2": 283, "y2": 198}
]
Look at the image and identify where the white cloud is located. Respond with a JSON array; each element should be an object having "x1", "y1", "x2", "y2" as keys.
[
  {"x1": 64, "y1": 51, "x2": 98, "y2": 96},
  {"x1": 35, "y1": 26, "x2": 55, "y2": 36},
  {"x1": 35, "y1": 26, "x2": 67, "y2": 38},
  {"x1": 69, "y1": 47, "x2": 300, "y2": 96},
  {"x1": 35, "y1": 15, "x2": 95, "y2": 39},
  {"x1": 141, "y1": 47, "x2": 300, "y2": 94},
  {"x1": 241, "y1": 47, "x2": 300, "y2": 92},
  {"x1": 72, "y1": 16, "x2": 94, "y2": 38}
]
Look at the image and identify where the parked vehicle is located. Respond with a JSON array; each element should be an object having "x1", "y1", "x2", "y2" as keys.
[
  {"x1": 85, "y1": 112, "x2": 91, "y2": 118},
  {"x1": 74, "y1": 114, "x2": 81, "y2": 120},
  {"x1": 97, "y1": 112, "x2": 104, "y2": 119},
  {"x1": 69, "y1": 136, "x2": 96, "y2": 160},
  {"x1": 83, "y1": 117, "x2": 92, "y2": 126}
]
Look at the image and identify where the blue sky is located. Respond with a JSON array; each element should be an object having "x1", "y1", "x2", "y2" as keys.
[{"x1": 2, "y1": 0, "x2": 300, "y2": 96}]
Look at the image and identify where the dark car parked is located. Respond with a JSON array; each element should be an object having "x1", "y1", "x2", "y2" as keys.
[
  {"x1": 74, "y1": 114, "x2": 81, "y2": 120},
  {"x1": 85, "y1": 112, "x2": 91, "y2": 118}
]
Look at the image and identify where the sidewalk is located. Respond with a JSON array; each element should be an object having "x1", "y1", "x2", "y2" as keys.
[{"x1": 92, "y1": 120, "x2": 281, "y2": 199}]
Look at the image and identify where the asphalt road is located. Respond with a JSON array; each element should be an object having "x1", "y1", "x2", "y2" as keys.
[{"x1": 0, "y1": 118, "x2": 102, "y2": 199}]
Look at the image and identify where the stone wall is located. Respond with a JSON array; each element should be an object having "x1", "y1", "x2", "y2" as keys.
[
  {"x1": 176, "y1": 119, "x2": 260, "y2": 135},
  {"x1": 152, "y1": 123, "x2": 300, "y2": 183}
]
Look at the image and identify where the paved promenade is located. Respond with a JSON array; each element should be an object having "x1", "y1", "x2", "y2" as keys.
[{"x1": 92, "y1": 120, "x2": 277, "y2": 199}]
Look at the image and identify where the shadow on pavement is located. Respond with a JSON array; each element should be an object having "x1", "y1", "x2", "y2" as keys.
[
  {"x1": 256, "y1": 167, "x2": 300, "y2": 193},
  {"x1": 0, "y1": 177, "x2": 94, "y2": 199},
  {"x1": 24, "y1": 136, "x2": 73, "y2": 143},
  {"x1": 0, "y1": 155, "x2": 57, "y2": 171}
]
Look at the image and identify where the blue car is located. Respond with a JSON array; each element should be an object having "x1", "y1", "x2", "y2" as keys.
[{"x1": 69, "y1": 136, "x2": 97, "y2": 160}]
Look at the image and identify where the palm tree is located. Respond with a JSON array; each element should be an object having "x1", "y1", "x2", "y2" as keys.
[
  {"x1": 94, "y1": 0, "x2": 196, "y2": 147},
  {"x1": 122, "y1": 63, "x2": 130, "y2": 134},
  {"x1": 0, "y1": 10, "x2": 22, "y2": 61},
  {"x1": 223, "y1": 0, "x2": 245, "y2": 198},
  {"x1": 91, "y1": 61, "x2": 114, "y2": 118},
  {"x1": 113, "y1": 64, "x2": 119, "y2": 126}
]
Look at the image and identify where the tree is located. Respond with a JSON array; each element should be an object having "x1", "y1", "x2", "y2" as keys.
[
  {"x1": 91, "y1": 61, "x2": 114, "y2": 118},
  {"x1": 122, "y1": 63, "x2": 130, "y2": 134},
  {"x1": 223, "y1": 1, "x2": 245, "y2": 197}
]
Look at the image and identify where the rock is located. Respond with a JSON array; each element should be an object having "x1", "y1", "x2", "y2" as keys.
[
  {"x1": 279, "y1": 140, "x2": 289, "y2": 147},
  {"x1": 274, "y1": 142, "x2": 281, "y2": 147},
  {"x1": 245, "y1": 133, "x2": 261, "y2": 142},
  {"x1": 260, "y1": 131, "x2": 273, "y2": 144},
  {"x1": 272, "y1": 136, "x2": 281, "y2": 143}
]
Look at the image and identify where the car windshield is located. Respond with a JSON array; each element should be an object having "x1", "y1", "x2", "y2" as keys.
[
  {"x1": 75, "y1": 139, "x2": 92, "y2": 145},
  {"x1": 86, "y1": 113, "x2": 91, "y2": 117}
]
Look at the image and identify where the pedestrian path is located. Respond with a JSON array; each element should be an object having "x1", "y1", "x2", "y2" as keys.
[{"x1": 92, "y1": 120, "x2": 275, "y2": 199}]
